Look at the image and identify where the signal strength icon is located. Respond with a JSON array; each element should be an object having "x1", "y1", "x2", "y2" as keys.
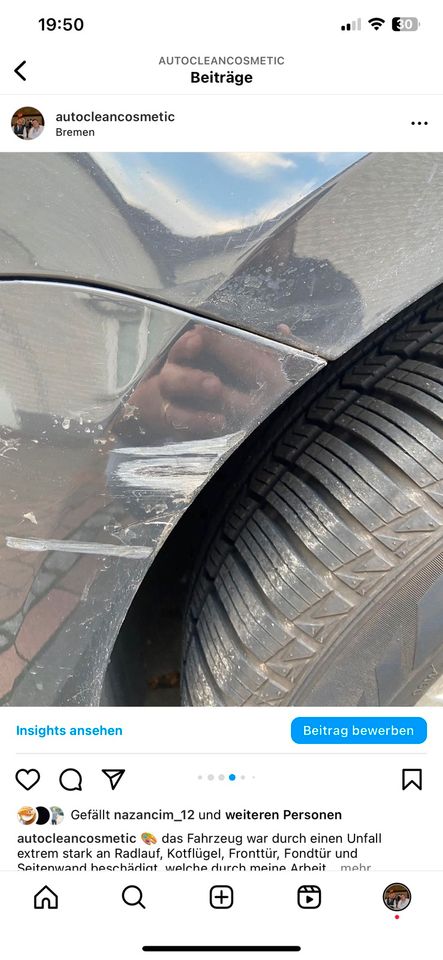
[
  {"x1": 368, "y1": 17, "x2": 385, "y2": 30},
  {"x1": 341, "y1": 18, "x2": 361, "y2": 31}
]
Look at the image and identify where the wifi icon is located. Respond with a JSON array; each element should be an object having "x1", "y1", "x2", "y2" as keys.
[{"x1": 368, "y1": 17, "x2": 385, "y2": 30}]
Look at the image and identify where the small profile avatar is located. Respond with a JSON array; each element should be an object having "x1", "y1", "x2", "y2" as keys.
[
  {"x1": 141, "y1": 832, "x2": 157, "y2": 845},
  {"x1": 11, "y1": 107, "x2": 45, "y2": 141},
  {"x1": 50, "y1": 806, "x2": 64, "y2": 826},
  {"x1": 18, "y1": 806, "x2": 37, "y2": 825},
  {"x1": 383, "y1": 882, "x2": 412, "y2": 912}
]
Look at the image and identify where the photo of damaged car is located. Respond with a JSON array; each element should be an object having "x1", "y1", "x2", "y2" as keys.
[{"x1": 1, "y1": 151, "x2": 443, "y2": 708}]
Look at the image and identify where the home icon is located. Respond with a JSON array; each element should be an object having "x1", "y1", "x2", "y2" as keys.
[{"x1": 34, "y1": 886, "x2": 58, "y2": 910}]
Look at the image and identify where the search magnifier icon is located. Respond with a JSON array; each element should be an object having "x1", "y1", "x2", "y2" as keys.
[{"x1": 122, "y1": 885, "x2": 146, "y2": 909}]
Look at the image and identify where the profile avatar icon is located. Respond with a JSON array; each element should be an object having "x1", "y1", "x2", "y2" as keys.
[
  {"x1": 18, "y1": 806, "x2": 52, "y2": 825},
  {"x1": 11, "y1": 106, "x2": 45, "y2": 140},
  {"x1": 383, "y1": 883, "x2": 412, "y2": 912},
  {"x1": 50, "y1": 806, "x2": 64, "y2": 825},
  {"x1": 18, "y1": 806, "x2": 37, "y2": 825}
]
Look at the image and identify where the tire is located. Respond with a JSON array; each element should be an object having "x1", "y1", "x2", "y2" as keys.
[{"x1": 183, "y1": 288, "x2": 443, "y2": 706}]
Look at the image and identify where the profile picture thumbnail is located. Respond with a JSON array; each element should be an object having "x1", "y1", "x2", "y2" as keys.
[
  {"x1": 18, "y1": 806, "x2": 37, "y2": 825},
  {"x1": 383, "y1": 883, "x2": 412, "y2": 911},
  {"x1": 17, "y1": 805, "x2": 63, "y2": 825},
  {"x1": 11, "y1": 107, "x2": 45, "y2": 141},
  {"x1": 50, "y1": 806, "x2": 64, "y2": 825}
]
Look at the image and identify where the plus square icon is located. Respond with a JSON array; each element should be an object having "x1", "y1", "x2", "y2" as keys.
[{"x1": 210, "y1": 885, "x2": 234, "y2": 909}]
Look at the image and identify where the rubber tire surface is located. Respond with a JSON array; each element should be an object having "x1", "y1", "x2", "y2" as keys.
[{"x1": 183, "y1": 290, "x2": 443, "y2": 706}]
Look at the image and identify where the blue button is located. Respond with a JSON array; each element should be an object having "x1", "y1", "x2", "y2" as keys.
[{"x1": 291, "y1": 717, "x2": 427, "y2": 744}]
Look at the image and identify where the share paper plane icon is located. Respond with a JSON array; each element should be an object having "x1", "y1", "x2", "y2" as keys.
[{"x1": 102, "y1": 769, "x2": 125, "y2": 790}]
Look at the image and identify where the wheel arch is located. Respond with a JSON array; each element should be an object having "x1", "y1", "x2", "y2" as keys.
[{"x1": 103, "y1": 280, "x2": 443, "y2": 704}]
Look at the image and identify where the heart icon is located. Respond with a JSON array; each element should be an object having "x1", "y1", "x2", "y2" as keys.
[{"x1": 15, "y1": 769, "x2": 40, "y2": 791}]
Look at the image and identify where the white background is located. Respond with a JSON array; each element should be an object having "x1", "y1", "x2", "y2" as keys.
[
  {"x1": 0, "y1": 1, "x2": 441, "y2": 96},
  {"x1": 1, "y1": 3, "x2": 442, "y2": 956},
  {"x1": 2, "y1": 708, "x2": 441, "y2": 958},
  {"x1": 0, "y1": 0, "x2": 442, "y2": 150}
]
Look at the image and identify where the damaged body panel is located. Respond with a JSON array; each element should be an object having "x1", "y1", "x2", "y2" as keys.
[
  {"x1": 1, "y1": 151, "x2": 443, "y2": 706},
  {"x1": 2, "y1": 153, "x2": 443, "y2": 357},
  {"x1": 0, "y1": 280, "x2": 323, "y2": 704}
]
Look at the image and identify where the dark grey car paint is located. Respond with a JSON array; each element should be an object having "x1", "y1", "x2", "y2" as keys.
[
  {"x1": 0, "y1": 151, "x2": 441, "y2": 705},
  {"x1": 2, "y1": 153, "x2": 443, "y2": 358},
  {"x1": 0, "y1": 281, "x2": 322, "y2": 704}
]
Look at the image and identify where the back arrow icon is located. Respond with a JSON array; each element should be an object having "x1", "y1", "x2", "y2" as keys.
[{"x1": 14, "y1": 60, "x2": 27, "y2": 81}]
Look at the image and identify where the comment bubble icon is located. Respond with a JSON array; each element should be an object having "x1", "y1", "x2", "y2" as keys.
[{"x1": 59, "y1": 768, "x2": 82, "y2": 791}]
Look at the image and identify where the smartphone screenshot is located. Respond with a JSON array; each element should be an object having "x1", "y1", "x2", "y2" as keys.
[{"x1": 0, "y1": 2, "x2": 441, "y2": 957}]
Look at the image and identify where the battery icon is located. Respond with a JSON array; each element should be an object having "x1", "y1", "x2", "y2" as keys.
[{"x1": 392, "y1": 17, "x2": 420, "y2": 30}]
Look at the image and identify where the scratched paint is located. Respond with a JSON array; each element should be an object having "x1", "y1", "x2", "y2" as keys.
[
  {"x1": 0, "y1": 280, "x2": 322, "y2": 705},
  {"x1": 6, "y1": 537, "x2": 153, "y2": 559}
]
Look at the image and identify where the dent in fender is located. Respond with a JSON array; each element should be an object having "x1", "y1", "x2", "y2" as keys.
[{"x1": 0, "y1": 280, "x2": 324, "y2": 704}]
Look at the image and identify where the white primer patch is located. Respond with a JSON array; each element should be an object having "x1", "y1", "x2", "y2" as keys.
[{"x1": 6, "y1": 537, "x2": 152, "y2": 559}]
